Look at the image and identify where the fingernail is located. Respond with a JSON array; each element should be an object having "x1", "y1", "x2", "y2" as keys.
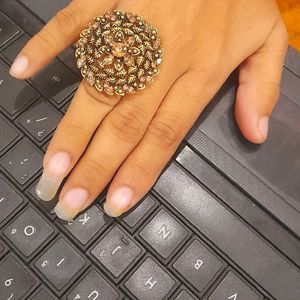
[
  {"x1": 55, "y1": 188, "x2": 89, "y2": 221},
  {"x1": 9, "y1": 55, "x2": 29, "y2": 77},
  {"x1": 36, "y1": 152, "x2": 71, "y2": 201},
  {"x1": 258, "y1": 116, "x2": 269, "y2": 140},
  {"x1": 104, "y1": 186, "x2": 133, "y2": 217}
]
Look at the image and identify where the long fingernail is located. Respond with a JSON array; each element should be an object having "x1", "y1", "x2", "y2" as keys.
[
  {"x1": 9, "y1": 55, "x2": 29, "y2": 77},
  {"x1": 55, "y1": 188, "x2": 89, "y2": 221},
  {"x1": 36, "y1": 152, "x2": 71, "y2": 201},
  {"x1": 104, "y1": 186, "x2": 133, "y2": 217},
  {"x1": 258, "y1": 116, "x2": 269, "y2": 140}
]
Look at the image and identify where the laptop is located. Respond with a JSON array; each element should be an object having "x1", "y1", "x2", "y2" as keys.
[{"x1": 0, "y1": 1, "x2": 299, "y2": 299}]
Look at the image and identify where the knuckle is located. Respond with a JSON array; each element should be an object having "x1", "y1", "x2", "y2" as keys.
[
  {"x1": 54, "y1": 7, "x2": 81, "y2": 37},
  {"x1": 84, "y1": 157, "x2": 110, "y2": 177},
  {"x1": 147, "y1": 118, "x2": 181, "y2": 149},
  {"x1": 33, "y1": 29, "x2": 59, "y2": 50},
  {"x1": 264, "y1": 82, "x2": 280, "y2": 102},
  {"x1": 56, "y1": 120, "x2": 90, "y2": 140},
  {"x1": 133, "y1": 162, "x2": 153, "y2": 179},
  {"x1": 107, "y1": 104, "x2": 144, "y2": 143}
]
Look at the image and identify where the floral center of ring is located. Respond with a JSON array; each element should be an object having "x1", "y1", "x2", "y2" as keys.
[
  {"x1": 75, "y1": 10, "x2": 164, "y2": 96},
  {"x1": 111, "y1": 42, "x2": 128, "y2": 58}
]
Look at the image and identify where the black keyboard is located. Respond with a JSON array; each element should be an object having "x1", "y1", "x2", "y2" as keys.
[{"x1": 1, "y1": 1, "x2": 300, "y2": 300}]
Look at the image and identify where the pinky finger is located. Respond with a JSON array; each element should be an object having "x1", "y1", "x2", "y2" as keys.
[{"x1": 104, "y1": 70, "x2": 222, "y2": 217}]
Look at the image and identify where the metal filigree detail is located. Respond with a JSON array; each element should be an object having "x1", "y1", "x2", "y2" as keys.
[{"x1": 75, "y1": 10, "x2": 163, "y2": 96}]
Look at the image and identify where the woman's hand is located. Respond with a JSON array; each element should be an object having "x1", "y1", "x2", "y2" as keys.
[{"x1": 10, "y1": 0, "x2": 288, "y2": 220}]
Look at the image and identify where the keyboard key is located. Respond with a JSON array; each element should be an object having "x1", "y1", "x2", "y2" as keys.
[
  {"x1": 0, "y1": 138, "x2": 43, "y2": 185},
  {"x1": 173, "y1": 239, "x2": 223, "y2": 292},
  {"x1": 155, "y1": 163, "x2": 300, "y2": 300},
  {"x1": 61, "y1": 205, "x2": 109, "y2": 245},
  {"x1": 30, "y1": 288, "x2": 56, "y2": 300},
  {"x1": 20, "y1": 0, "x2": 71, "y2": 23},
  {"x1": 175, "y1": 289, "x2": 197, "y2": 300},
  {"x1": 0, "y1": 60, "x2": 39, "y2": 116},
  {"x1": 91, "y1": 226, "x2": 143, "y2": 279},
  {"x1": 2, "y1": 33, "x2": 31, "y2": 62},
  {"x1": 0, "y1": 12, "x2": 20, "y2": 47},
  {"x1": 209, "y1": 271, "x2": 259, "y2": 300},
  {"x1": 0, "y1": 115, "x2": 20, "y2": 152},
  {"x1": 140, "y1": 209, "x2": 189, "y2": 259},
  {"x1": 31, "y1": 60, "x2": 79, "y2": 104},
  {"x1": 67, "y1": 269, "x2": 120, "y2": 300},
  {"x1": 0, "y1": 256, "x2": 36, "y2": 299},
  {"x1": 17, "y1": 100, "x2": 62, "y2": 141},
  {"x1": 34, "y1": 238, "x2": 86, "y2": 290},
  {"x1": 0, "y1": 240, "x2": 5, "y2": 257},
  {"x1": 0, "y1": 177, "x2": 24, "y2": 224},
  {"x1": 4, "y1": 207, "x2": 55, "y2": 257},
  {"x1": 125, "y1": 257, "x2": 176, "y2": 300},
  {"x1": 123, "y1": 195, "x2": 156, "y2": 228}
]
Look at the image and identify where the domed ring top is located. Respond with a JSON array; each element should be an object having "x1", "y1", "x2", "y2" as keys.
[{"x1": 75, "y1": 10, "x2": 164, "y2": 96}]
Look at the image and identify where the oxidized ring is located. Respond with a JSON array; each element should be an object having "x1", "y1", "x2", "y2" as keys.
[{"x1": 75, "y1": 10, "x2": 164, "y2": 96}]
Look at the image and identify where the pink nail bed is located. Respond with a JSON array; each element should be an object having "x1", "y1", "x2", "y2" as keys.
[
  {"x1": 46, "y1": 152, "x2": 71, "y2": 176},
  {"x1": 61, "y1": 188, "x2": 89, "y2": 209}
]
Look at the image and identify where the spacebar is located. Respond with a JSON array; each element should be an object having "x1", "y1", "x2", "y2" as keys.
[{"x1": 154, "y1": 163, "x2": 300, "y2": 300}]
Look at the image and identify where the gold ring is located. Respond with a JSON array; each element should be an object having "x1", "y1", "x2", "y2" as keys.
[{"x1": 75, "y1": 10, "x2": 163, "y2": 96}]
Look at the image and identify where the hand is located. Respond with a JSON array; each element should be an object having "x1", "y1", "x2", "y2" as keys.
[{"x1": 10, "y1": 0, "x2": 288, "y2": 220}]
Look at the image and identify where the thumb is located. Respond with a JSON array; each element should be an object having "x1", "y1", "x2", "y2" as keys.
[{"x1": 235, "y1": 18, "x2": 288, "y2": 144}]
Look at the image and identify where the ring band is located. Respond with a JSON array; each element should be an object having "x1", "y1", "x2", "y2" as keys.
[{"x1": 75, "y1": 10, "x2": 163, "y2": 96}]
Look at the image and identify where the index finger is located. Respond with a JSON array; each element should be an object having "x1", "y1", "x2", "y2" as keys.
[{"x1": 9, "y1": 0, "x2": 117, "y2": 79}]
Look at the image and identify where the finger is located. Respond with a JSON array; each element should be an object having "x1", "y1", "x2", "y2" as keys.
[
  {"x1": 36, "y1": 80, "x2": 120, "y2": 201},
  {"x1": 104, "y1": 70, "x2": 223, "y2": 217},
  {"x1": 235, "y1": 18, "x2": 288, "y2": 144},
  {"x1": 9, "y1": 0, "x2": 117, "y2": 79},
  {"x1": 53, "y1": 62, "x2": 184, "y2": 221}
]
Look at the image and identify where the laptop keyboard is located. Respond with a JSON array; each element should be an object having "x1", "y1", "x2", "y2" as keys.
[{"x1": 0, "y1": 3, "x2": 300, "y2": 300}]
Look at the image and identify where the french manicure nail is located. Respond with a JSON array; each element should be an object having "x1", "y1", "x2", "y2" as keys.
[
  {"x1": 9, "y1": 55, "x2": 29, "y2": 77},
  {"x1": 258, "y1": 116, "x2": 269, "y2": 140},
  {"x1": 54, "y1": 188, "x2": 89, "y2": 221},
  {"x1": 104, "y1": 186, "x2": 133, "y2": 217},
  {"x1": 36, "y1": 152, "x2": 71, "y2": 201}
]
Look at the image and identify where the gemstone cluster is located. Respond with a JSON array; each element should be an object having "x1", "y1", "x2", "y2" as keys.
[{"x1": 75, "y1": 10, "x2": 164, "y2": 96}]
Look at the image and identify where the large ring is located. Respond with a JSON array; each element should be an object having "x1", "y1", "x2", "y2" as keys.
[{"x1": 75, "y1": 10, "x2": 164, "y2": 96}]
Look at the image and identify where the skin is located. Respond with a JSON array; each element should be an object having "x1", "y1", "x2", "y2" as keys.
[{"x1": 9, "y1": 0, "x2": 288, "y2": 220}]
